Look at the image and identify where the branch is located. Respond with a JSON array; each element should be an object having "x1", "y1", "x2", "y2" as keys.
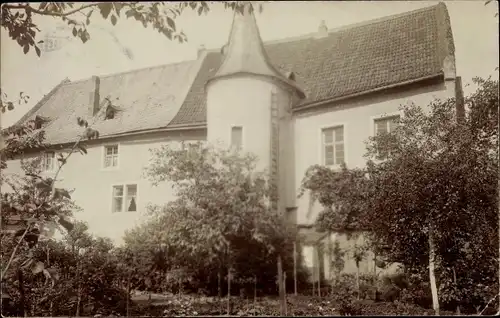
[
  {"x1": 3, "y1": 3, "x2": 102, "y2": 17},
  {"x1": 1, "y1": 105, "x2": 106, "y2": 279},
  {"x1": 1, "y1": 222, "x2": 32, "y2": 280},
  {"x1": 478, "y1": 292, "x2": 499, "y2": 316}
]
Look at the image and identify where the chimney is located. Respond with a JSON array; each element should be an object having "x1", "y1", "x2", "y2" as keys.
[
  {"x1": 197, "y1": 44, "x2": 206, "y2": 58},
  {"x1": 315, "y1": 20, "x2": 328, "y2": 39},
  {"x1": 455, "y1": 76, "x2": 465, "y2": 122},
  {"x1": 88, "y1": 75, "x2": 100, "y2": 116}
]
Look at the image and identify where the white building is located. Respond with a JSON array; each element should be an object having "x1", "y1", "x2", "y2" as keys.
[{"x1": 3, "y1": 3, "x2": 460, "y2": 280}]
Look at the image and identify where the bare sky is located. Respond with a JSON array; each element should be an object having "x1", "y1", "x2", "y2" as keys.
[{"x1": 1, "y1": 1, "x2": 498, "y2": 127}]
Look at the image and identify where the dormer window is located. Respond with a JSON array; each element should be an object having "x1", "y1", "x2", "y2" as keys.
[
  {"x1": 104, "y1": 105, "x2": 120, "y2": 120},
  {"x1": 105, "y1": 106, "x2": 115, "y2": 120},
  {"x1": 34, "y1": 115, "x2": 50, "y2": 129}
]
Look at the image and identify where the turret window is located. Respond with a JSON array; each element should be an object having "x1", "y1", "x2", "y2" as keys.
[{"x1": 231, "y1": 126, "x2": 243, "y2": 149}]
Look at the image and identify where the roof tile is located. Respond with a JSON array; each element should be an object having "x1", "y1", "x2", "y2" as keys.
[{"x1": 17, "y1": 3, "x2": 454, "y2": 144}]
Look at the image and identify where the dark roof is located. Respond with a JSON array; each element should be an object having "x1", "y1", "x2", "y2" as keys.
[{"x1": 17, "y1": 3, "x2": 454, "y2": 144}]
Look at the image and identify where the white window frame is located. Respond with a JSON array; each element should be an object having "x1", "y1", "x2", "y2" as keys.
[
  {"x1": 370, "y1": 112, "x2": 402, "y2": 161},
  {"x1": 110, "y1": 183, "x2": 138, "y2": 213},
  {"x1": 369, "y1": 112, "x2": 401, "y2": 137},
  {"x1": 102, "y1": 144, "x2": 120, "y2": 170},
  {"x1": 40, "y1": 151, "x2": 56, "y2": 173},
  {"x1": 319, "y1": 123, "x2": 347, "y2": 169},
  {"x1": 229, "y1": 125, "x2": 244, "y2": 150}
]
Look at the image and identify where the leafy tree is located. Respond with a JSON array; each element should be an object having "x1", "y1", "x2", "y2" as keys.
[
  {"x1": 300, "y1": 77, "x2": 498, "y2": 314},
  {"x1": 1, "y1": 219, "x2": 131, "y2": 317},
  {"x1": 1, "y1": 2, "x2": 263, "y2": 57},
  {"x1": 141, "y1": 142, "x2": 305, "y2": 301}
]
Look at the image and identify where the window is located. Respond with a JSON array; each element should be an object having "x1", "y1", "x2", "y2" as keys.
[
  {"x1": 322, "y1": 126, "x2": 344, "y2": 166},
  {"x1": 374, "y1": 115, "x2": 400, "y2": 159},
  {"x1": 231, "y1": 126, "x2": 243, "y2": 149},
  {"x1": 112, "y1": 184, "x2": 137, "y2": 212},
  {"x1": 103, "y1": 145, "x2": 119, "y2": 168},
  {"x1": 374, "y1": 115, "x2": 400, "y2": 135},
  {"x1": 41, "y1": 152, "x2": 55, "y2": 172},
  {"x1": 42, "y1": 37, "x2": 60, "y2": 52}
]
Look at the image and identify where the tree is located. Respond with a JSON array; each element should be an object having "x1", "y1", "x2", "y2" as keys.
[
  {"x1": 0, "y1": 2, "x2": 263, "y2": 57},
  {"x1": 0, "y1": 94, "x2": 117, "y2": 317},
  {"x1": 300, "y1": 77, "x2": 499, "y2": 314},
  {"x1": 142, "y1": 142, "x2": 303, "y2": 302}
]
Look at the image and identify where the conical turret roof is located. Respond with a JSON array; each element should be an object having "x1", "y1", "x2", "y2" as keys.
[{"x1": 209, "y1": 3, "x2": 305, "y2": 98}]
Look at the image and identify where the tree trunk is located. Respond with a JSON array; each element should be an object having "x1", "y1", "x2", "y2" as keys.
[
  {"x1": 17, "y1": 268, "x2": 26, "y2": 317},
  {"x1": 318, "y1": 252, "x2": 321, "y2": 298},
  {"x1": 76, "y1": 254, "x2": 81, "y2": 317},
  {"x1": 452, "y1": 267, "x2": 460, "y2": 314},
  {"x1": 293, "y1": 242, "x2": 298, "y2": 296},
  {"x1": 277, "y1": 255, "x2": 285, "y2": 315},
  {"x1": 218, "y1": 269, "x2": 222, "y2": 314},
  {"x1": 329, "y1": 233, "x2": 334, "y2": 295},
  {"x1": 227, "y1": 267, "x2": 231, "y2": 316},
  {"x1": 428, "y1": 226, "x2": 440, "y2": 315},
  {"x1": 356, "y1": 261, "x2": 361, "y2": 300},
  {"x1": 253, "y1": 275, "x2": 257, "y2": 314},
  {"x1": 283, "y1": 272, "x2": 287, "y2": 315},
  {"x1": 126, "y1": 271, "x2": 131, "y2": 317}
]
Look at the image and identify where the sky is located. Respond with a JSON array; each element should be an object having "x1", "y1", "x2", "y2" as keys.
[{"x1": 1, "y1": 1, "x2": 498, "y2": 128}]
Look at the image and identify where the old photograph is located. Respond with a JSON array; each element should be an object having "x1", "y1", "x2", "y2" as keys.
[{"x1": 1, "y1": 1, "x2": 499, "y2": 316}]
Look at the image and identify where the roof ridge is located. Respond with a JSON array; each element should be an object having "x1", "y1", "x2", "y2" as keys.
[
  {"x1": 66, "y1": 58, "x2": 198, "y2": 85},
  {"x1": 258, "y1": 2, "x2": 443, "y2": 46},
  {"x1": 44, "y1": 3, "x2": 445, "y2": 88}
]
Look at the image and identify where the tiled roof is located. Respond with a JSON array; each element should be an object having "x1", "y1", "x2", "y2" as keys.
[
  {"x1": 17, "y1": 3, "x2": 454, "y2": 144},
  {"x1": 16, "y1": 58, "x2": 203, "y2": 144},
  {"x1": 175, "y1": 2, "x2": 454, "y2": 123}
]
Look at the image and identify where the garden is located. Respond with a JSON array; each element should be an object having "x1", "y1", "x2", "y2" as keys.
[
  {"x1": 1, "y1": 75, "x2": 499, "y2": 317},
  {"x1": 1, "y1": 2, "x2": 499, "y2": 317}
]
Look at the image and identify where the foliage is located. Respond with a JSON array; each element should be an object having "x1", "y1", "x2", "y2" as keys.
[
  {"x1": 299, "y1": 77, "x2": 499, "y2": 312},
  {"x1": 0, "y1": 86, "x2": 113, "y2": 317},
  {"x1": 1, "y1": 222, "x2": 132, "y2": 317},
  {"x1": 133, "y1": 142, "x2": 307, "y2": 295},
  {"x1": 1, "y1": 2, "x2": 264, "y2": 57}
]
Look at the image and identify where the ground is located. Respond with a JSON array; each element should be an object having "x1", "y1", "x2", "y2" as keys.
[{"x1": 128, "y1": 292, "x2": 458, "y2": 316}]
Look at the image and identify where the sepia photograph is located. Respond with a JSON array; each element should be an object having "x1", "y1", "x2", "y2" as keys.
[{"x1": 0, "y1": 1, "x2": 498, "y2": 316}]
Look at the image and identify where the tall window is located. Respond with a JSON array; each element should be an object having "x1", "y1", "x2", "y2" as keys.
[
  {"x1": 41, "y1": 152, "x2": 55, "y2": 172},
  {"x1": 322, "y1": 126, "x2": 344, "y2": 166},
  {"x1": 112, "y1": 184, "x2": 137, "y2": 213},
  {"x1": 374, "y1": 115, "x2": 400, "y2": 135},
  {"x1": 231, "y1": 126, "x2": 243, "y2": 149},
  {"x1": 104, "y1": 145, "x2": 119, "y2": 168}
]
